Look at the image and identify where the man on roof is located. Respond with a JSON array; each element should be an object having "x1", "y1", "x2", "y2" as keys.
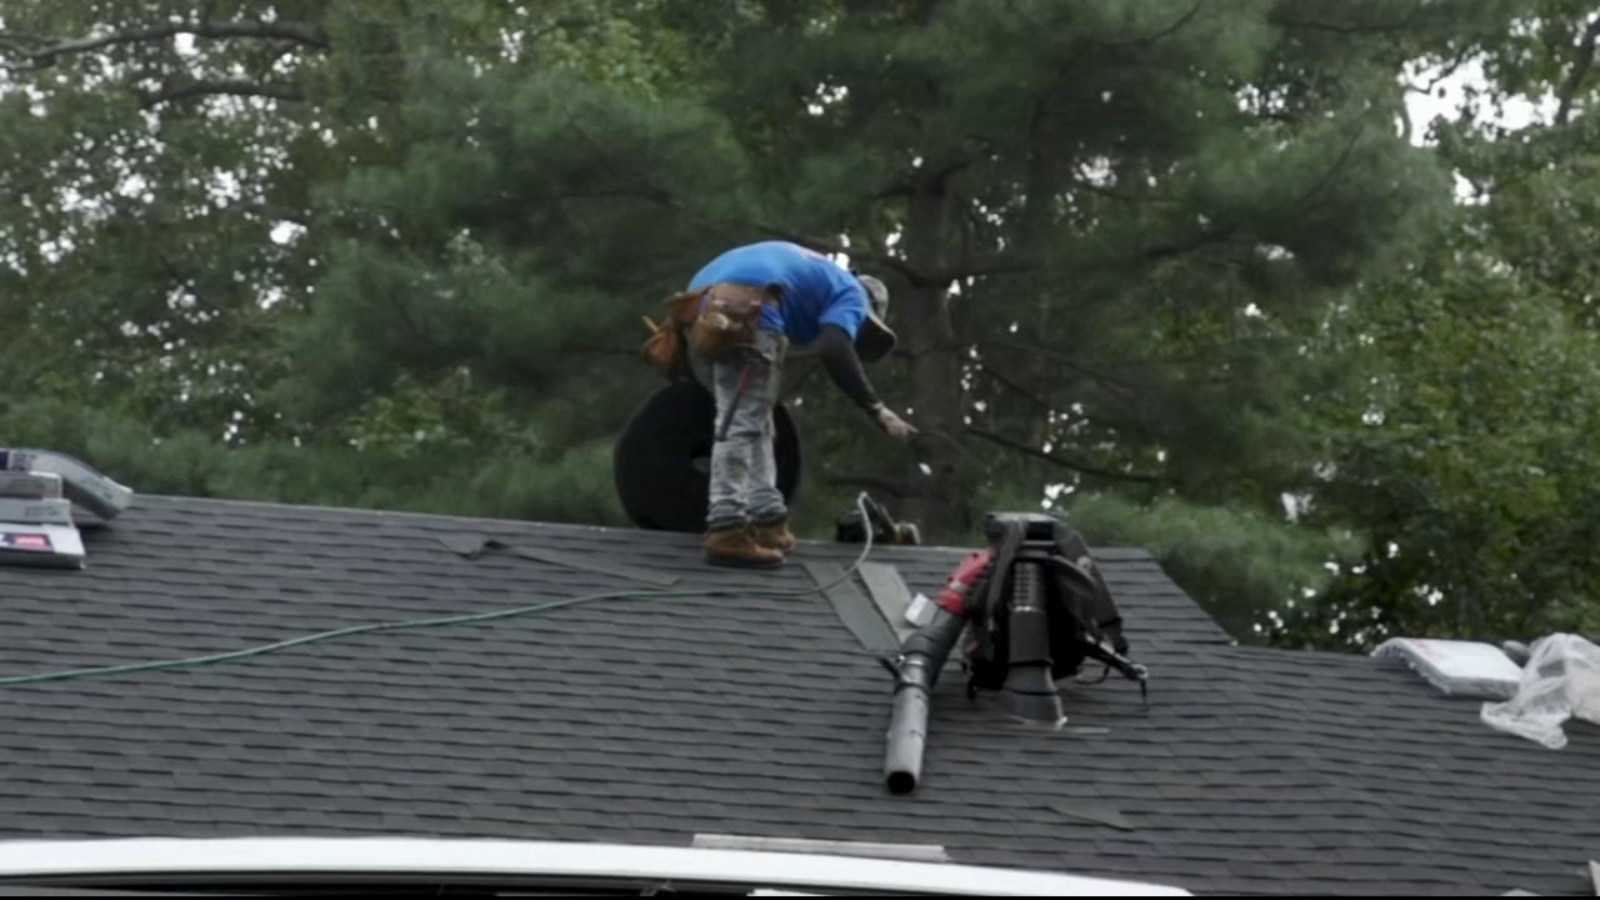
[{"x1": 684, "y1": 240, "x2": 915, "y2": 569}]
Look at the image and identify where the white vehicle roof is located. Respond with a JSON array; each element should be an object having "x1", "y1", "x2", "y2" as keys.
[{"x1": 0, "y1": 837, "x2": 1191, "y2": 896}]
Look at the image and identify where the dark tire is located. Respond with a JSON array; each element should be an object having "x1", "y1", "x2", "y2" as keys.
[{"x1": 613, "y1": 381, "x2": 803, "y2": 533}]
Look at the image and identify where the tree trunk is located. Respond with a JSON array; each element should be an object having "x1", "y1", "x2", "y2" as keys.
[{"x1": 899, "y1": 176, "x2": 974, "y2": 539}]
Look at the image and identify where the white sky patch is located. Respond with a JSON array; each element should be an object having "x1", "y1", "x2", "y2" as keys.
[
  {"x1": 1404, "y1": 57, "x2": 1560, "y2": 147},
  {"x1": 270, "y1": 49, "x2": 301, "y2": 76},
  {"x1": 1415, "y1": 584, "x2": 1445, "y2": 607},
  {"x1": 259, "y1": 285, "x2": 286, "y2": 310},
  {"x1": 807, "y1": 83, "x2": 848, "y2": 117},
  {"x1": 1281, "y1": 492, "x2": 1312, "y2": 522},
  {"x1": 1080, "y1": 157, "x2": 1116, "y2": 187},
  {"x1": 827, "y1": 235, "x2": 852, "y2": 270},
  {"x1": 39, "y1": 236, "x2": 75, "y2": 263},
  {"x1": 116, "y1": 173, "x2": 153, "y2": 201},
  {"x1": 1243, "y1": 302, "x2": 1264, "y2": 318},
  {"x1": 501, "y1": 28, "x2": 526, "y2": 62},
  {"x1": 270, "y1": 221, "x2": 306, "y2": 246},
  {"x1": 209, "y1": 166, "x2": 243, "y2": 204},
  {"x1": 167, "y1": 286, "x2": 197, "y2": 310},
  {"x1": 59, "y1": 186, "x2": 95, "y2": 214},
  {"x1": 1400, "y1": 57, "x2": 1559, "y2": 203}
]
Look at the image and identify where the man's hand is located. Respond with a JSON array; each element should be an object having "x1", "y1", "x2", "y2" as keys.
[{"x1": 875, "y1": 407, "x2": 918, "y2": 440}]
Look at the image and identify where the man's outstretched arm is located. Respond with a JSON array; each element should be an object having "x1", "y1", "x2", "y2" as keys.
[{"x1": 814, "y1": 325, "x2": 916, "y2": 439}]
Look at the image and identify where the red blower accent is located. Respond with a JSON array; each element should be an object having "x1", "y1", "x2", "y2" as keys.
[{"x1": 937, "y1": 548, "x2": 994, "y2": 617}]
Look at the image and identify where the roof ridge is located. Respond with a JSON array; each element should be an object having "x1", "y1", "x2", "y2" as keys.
[{"x1": 129, "y1": 494, "x2": 1154, "y2": 558}]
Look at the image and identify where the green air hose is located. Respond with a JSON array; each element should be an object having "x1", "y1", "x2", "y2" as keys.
[{"x1": 0, "y1": 494, "x2": 881, "y2": 689}]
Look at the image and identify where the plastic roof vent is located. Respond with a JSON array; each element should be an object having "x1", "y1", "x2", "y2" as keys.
[
  {"x1": 1372, "y1": 638, "x2": 1523, "y2": 700},
  {"x1": 0, "y1": 449, "x2": 134, "y2": 570}
]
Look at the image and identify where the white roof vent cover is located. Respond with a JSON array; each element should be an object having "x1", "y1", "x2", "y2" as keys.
[
  {"x1": 0, "y1": 449, "x2": 134, "y2": 570},
  {"x1": 1372, "y1": 638, "x2": 1523, "y2": 700}
]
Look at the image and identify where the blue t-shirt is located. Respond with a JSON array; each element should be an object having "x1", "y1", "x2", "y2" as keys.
[{"x1": 687, "y1": 241, "x2": 869, "y2": 346}]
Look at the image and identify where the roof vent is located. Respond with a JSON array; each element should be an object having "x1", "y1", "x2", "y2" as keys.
[
  {"x1": 1372, "y1": 637, "x2": 1523, "y2": 700},
  {"x1": 0, "y1": 449, "x2": 134, "y2": 570}
]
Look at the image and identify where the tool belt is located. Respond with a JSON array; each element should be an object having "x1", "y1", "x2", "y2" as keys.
[{"x1": 641, "y1": 282, "x2": 781, "y2": 378}]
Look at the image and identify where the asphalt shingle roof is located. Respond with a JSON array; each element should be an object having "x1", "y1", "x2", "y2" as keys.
[{"x1": 0, "y1": 495, "x2": 1596, "y2": 896}]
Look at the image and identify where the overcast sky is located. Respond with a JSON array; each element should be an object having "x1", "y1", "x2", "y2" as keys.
[{"x1": 1406, "y1": 57, "x2": 1560, "y2": 142}]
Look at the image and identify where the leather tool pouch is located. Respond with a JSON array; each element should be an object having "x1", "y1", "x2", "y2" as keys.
[
  {"x1": 642, "y1": 282, "x2": 782, "y2": 378},
  {"x1": 641, "y1": 289, "x2": 705, "y2": 380},
  {"x1": 688, "y1": 283, "x2": 781, "y2": 360}
]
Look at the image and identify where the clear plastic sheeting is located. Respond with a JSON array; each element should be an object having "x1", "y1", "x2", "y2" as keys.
[{"x1": 1480, "y1": 634, "x2": 1600, "y2": 750}]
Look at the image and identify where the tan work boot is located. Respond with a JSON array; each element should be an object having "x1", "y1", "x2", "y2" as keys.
[
  {"x1": 750, "y1": 518, "x2": 798, "y2": 553},
  {"x1": 705, "y1": 527, "x2": 784, "y2": 569}
]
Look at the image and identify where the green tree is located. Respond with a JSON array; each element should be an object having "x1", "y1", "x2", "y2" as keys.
[
  {"x1": 0, "y1": 0, "x2": 705, "y2": 522},
  {"x1": 1273, "y1": 2, "x2": 1600, "y2": 648}
]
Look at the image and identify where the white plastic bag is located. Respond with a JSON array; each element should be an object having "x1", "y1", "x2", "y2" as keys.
[{"x1": 1480, "y1": 634, "x2": 1600, "y2": 750}]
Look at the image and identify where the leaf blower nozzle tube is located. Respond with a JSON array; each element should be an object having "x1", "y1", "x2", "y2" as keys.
[
  {"x1": 1003, "y1": 559, "x2": 1065, "y2": 726},
  {"x1": 881, "y1": 605, "x2": 966, "y2": 795}
]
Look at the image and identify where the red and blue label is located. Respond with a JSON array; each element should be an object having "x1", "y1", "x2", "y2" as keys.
[{"x1": 1, "y1": 532, "x2": 53, "y2": 552}]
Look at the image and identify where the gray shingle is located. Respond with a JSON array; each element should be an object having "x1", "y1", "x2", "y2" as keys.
[{"x1": 0, "y1": 495, "x2": 1596, "y2": 897}]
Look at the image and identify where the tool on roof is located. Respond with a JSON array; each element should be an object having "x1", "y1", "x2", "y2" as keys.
[
  {"x1": 881, "y1": 512, "x2": 1147, "y2": 795},
  {"x1": 836, "y1": 493, "x2": 921, "y2": 546},
  {"x1": 0, "y1": 449, "x2": 134, "y2": 571}
]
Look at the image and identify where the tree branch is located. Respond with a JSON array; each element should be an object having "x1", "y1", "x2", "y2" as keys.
[
  {"x1": 1271, "y1": 2, "x2": 1431, "y2": 35},
  {"x1": 1144, "y1": 223, "x2": 1239, "y2": 261},
  {"x1": 965, "y1": 427, "x2": 1165, "y2": 484},
  {"x1": 972, "y1": 360, "x2": 1166, "y2": 444},
  {"x1": 1556, "y1": 15, "x2": 1600, "y2": 126},
  {"x1": 142, "y1": 79, "x2": 305, "y2": 107},
  {"x1": 919, "y1": 157, "x2": 971, "y2": 187},
  {"x1": 3, "y1": 19, "x2": 330, "y2": 67},
  {"x1": 974, "y1": 359, "x2": 1068, "y2": 412},
  {"x1": 1124, "y1": 0, "x2": 1206, "y2": 46},
  {"x1": 931, "y1": 256, "x2": 1041, "y2": 283},
  {"x1": 568, "y1": 120, "x2": 677, "y2": 209}
]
